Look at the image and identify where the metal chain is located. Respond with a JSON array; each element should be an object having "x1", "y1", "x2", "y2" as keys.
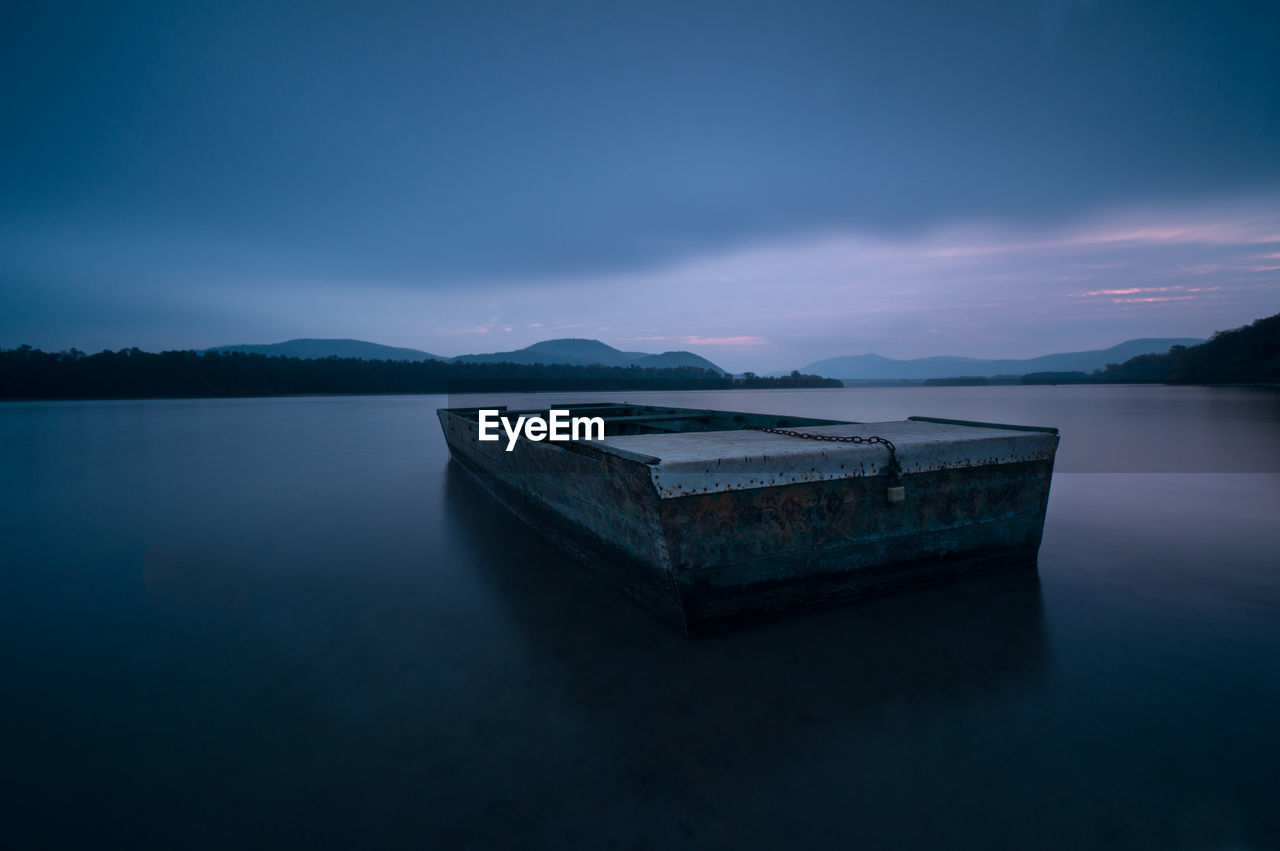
[{"x1": 743, "y1": 425, "x2": 903, "y2": 483}]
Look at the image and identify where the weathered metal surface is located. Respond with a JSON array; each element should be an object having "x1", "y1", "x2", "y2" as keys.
[
  {"x1": 656, "y1": 459, "x2": 1055, "y2": 631},
  {"x1": 439, "y1": 408, "x2": 687, "y2": 627},
  {"x1": 438, "y1": 408, "x2": 668, "y2": 568},
  {"x1": 437, "y1": 403, "x2": 1060, "y2": 634},
  {"x1": 601, "y1": 420, "x2": 1059, "y2": 498}
]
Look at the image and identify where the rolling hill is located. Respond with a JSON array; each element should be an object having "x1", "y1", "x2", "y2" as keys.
[
  {"x1": 1095, "y1": 313, "x2": 1280, "y2": 383},
  {"x1": 206, "y1": 338, "x2": 447, "y2": 361},
  {"x1": 800, "y1": 338, "x2": 1204, "y2": 380},
  {"x1": 451, "y1": 338, "x2": 728, "y2": 373},
  {"x1": 205, "y1": 336, "x2": 728, "y2": 374}
]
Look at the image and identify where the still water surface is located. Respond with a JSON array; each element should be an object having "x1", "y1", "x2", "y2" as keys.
[{"x1": 2, "y1": 387, "x2": 1279, "y2": 848}]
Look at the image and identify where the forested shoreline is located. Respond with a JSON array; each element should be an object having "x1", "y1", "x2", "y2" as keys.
[
  {"x1": 1021, "y1": 312, "x2": 1280, "y2": 385},
  {"x1": 3, "y1": 311, "x2": 1276, "y2": 400},
  {"x1": 0, "y1": 347, "x2": 839, "y2": 400}
]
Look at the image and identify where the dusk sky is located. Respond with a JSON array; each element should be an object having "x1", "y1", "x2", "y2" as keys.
[{"x1": 4, "y1": 0, "x2": 1278, "y2": 372}]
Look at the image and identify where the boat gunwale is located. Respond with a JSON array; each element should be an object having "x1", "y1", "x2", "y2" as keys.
[
  {"x1": 437, "y1": 404, "x2": 1057, "y2": 436},
  {"x1": 907, "y1": 415, "x2": 1059, "y2": 435}
]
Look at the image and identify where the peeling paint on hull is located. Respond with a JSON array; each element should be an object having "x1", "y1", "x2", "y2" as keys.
[{"x1": 438, "y1": 404, "x2": 1059, "y2": 635}]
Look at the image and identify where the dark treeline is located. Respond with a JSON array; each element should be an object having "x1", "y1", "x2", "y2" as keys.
[
  {"x1": 1020, "y1": 371, "x2": 1094, "y2": 384},
  {"x1": 1094, "y1": 311, "x2": 1280, "y2": 383},
  {"x1": 923, "y1": 376, "x2": 992, "y2": 386},
  {"x1": 737, "y1": 370, "x2": 840, "y2": 389},
  {"x1": 1021, "y1": 311, "x2": 1280, "y2": 385},
  {"x1": 0, "y1": 347, "x2": 841, "y2": 400}
]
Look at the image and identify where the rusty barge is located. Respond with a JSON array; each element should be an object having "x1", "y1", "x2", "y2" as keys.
[{"x1": 438, "y1": 402, "x2": 1059, "y2": 634}]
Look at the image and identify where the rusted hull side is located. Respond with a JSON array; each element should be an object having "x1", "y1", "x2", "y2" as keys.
[
  {"x1": 438, "y1": 410, "x2": 689, "y2": 629},
  {"x1": 658, "y1": 459, "x2": 1055, "y2": 633}
]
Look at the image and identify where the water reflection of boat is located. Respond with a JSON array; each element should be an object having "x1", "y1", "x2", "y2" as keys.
[
  {"x1": 443, "y1": 459, "x2": 1052, "y2": 743},
  {"x1": 439, "y1": 403, "x2": 1059, "y2": 634}
]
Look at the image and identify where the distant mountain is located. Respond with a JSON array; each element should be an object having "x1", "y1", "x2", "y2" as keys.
[
  {"x1": 206, "y1": 338, "x2": 447, "y2": 361},
  {"x1": 453, "y1": 337, "x2": 728, "y2": 374},
  {"x1": 454, "y1": 338, "x2": 642, "y2": 367},
  {"x1": 801, "y1": 338, "x2": 1204, "y2": 380},
  {"x1": 202, "y1": 335, "x2": 729, "y2": 373},
  {"x1": 630, "y1": 351, "x2": 727, "y2": 372}
]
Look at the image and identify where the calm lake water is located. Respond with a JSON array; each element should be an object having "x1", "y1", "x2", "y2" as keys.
[{"x1": 3, "y1": 386, "x2": 1279, "y2": 849}]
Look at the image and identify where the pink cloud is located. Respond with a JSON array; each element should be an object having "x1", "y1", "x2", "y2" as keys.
[
  {"x1": 1112, "y1": 296, "x2": 1198, "y2": 303},
  {"x1": 1073, "y1": 285, "x2": 1224, "y2": 298},
  {"x1": 684, "y1": 335, "x2": 769, "y2": 347}
]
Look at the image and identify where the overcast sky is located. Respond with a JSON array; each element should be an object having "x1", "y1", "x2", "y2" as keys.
[{"x1": 3, "y1": 0, "x2": 1278, "y2": 371}]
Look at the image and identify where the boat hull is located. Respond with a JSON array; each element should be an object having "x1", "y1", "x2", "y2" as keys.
[{"x1": 438, "y1": 405, "x2": 1057, "y2": 634}]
